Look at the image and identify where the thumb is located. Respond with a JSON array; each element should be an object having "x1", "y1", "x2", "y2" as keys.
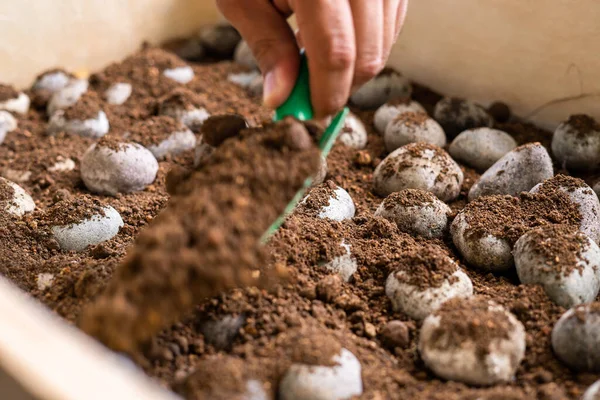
[{"x1": 217, "y1": 0, "x2": 300, "y2": 109}]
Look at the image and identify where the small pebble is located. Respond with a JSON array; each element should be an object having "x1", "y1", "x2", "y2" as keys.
[
  {"x1": 47, "y1": 79, "x2": 88, "y2": 116},
  {"x1": 514, "y1": 225, "x2": 600, "y2": 308},
  {"x1": 380, "y1": 320, "x2": 410, "y2": 349},
  {"x1": 448, "y1": 127, "x2": 518, "y2": 171},
  {"x1": 373, "y1": 142, "x2": 464, "y2": 201},
  {"x1": 530, "y1": 175, "x2": 600, "y2": 244},
  {"x1": 582, "y1": 380, "x2": 600, "y2": 400},
  {"x1": 47, "y1": 109, "x2": 110, "y2": 139},
  {"x1": 338, "y1": 112, "x2": 367, "y2": 149},
  {"x1": 468, "y1": 143, "x2": 553, "y2": 201},
  {"x1": 163, "y1": 66, "x2": 195, "y2": 84},
  {"x1": 51, "y1": 205, "x2": 124, "y2": 252},
  {"x1": 36, "y1": 273, "x2": 55, "y2": 291},
  {"x1": 32, "y1": 70, "x2": 72, "y2": 94},
  {"x1": 198, "y1": 23, "x2": 241, "y2": 58},
  {"x1": 0, "y1": 89, "x2": 30, "y2": 115},
  {"x1": 419, "y1": 298, "x2": 526, "y2": 385},
  {"x1": 552, "y1": 114, "x2": 600, "y2": 171},
  {"x1": 279, "y1": 348, "x2": 363, "y2": 400},
  {"x1": 0, "y1": 177, "x2": 35, "y2": 216},
  {"x1": 375, "y1": 189, "x2": 450, "y2": 238},
  {"x1": 80, "y1": 140, "x2": 158, "y2": 195},
  {"x1": 200, "y1": 315, "x2": 245, "y2": 350},
  {"x1": 0, "y1": 111, "x2": 17, "y2": 144},
  {"x1": 48, "y1": 157, "x2": 76, "y2": 173},
  {"x1": 374, "y1": 99, "x2": 426, "y2": 134},
  {"x1": 350, "y1": 68, "x2": 412, "y2": 109},
  {"x1": 385, "y1": 255, "x2": 473, "y2": 320},
  {"x1": 551, "y1": 302, "x2": 600, "y2": 372},
  {"x1": 300, "y1": 183, "x2": 356, "y2": 221},
  {"x1": 234, "y1": 40, "x2": 257, "y2": 70},
  {"x1": 321, "y1": 240, "x2": 357, "y2": 282},
  {"x1": 104, "y1": 82, "x2": 132, "y2": 105},
  {"x1": 433, "y1": 97, "x2": 493, "y2": 139},
  {"x1": 384, "y1": 111, "x2": 446, "y2": 152}
]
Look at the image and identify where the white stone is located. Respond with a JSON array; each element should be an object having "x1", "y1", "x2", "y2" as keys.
[
  {"x1": 321, "y1": 240, "x2": 357, "y2": 282},
  {"x1": 0, "y1": 177, "x2": 35, "y2": 216},
  {"x1": 0, "y1": 111, "x2": 17, "y2": 144},
  {"x1": 245, "y1": 380, "x2": 269, "y2": 400},
  {"x1": 373, "y1": 143, "x2": 464, "y2": 201},
  {"x1": 419, "y1": 300, "x2": 526, "y2": 385},
  {"x1": 227, "y1": 71, "x2": 261, "y2": 88},
  {"x1": 48, "y1": 157, "x2": 76, "y2": 173},
  {"x1": 47, "y1": 79, "x2": 88, "y2": 116},
  {"x1": 2, "y1": 169, "x2": 31, "y2": 183},
  {"x1": 0, "y1": 92, "x2": 30, "y2": 115},
  {"x1": 104, "y1": 82, "x2": 132, "y2": 105},
  {"x1": 582, "y1": 380, "x2": 600, "y2": 400},
  {"x1": 301, "y1": 186, "x2": 355, "y2": 222},
  {"x1": 530, "y1": 176, "x2": 600, "y2": 244},
  {"x1": 81, "y1": 142, "x2": 158, "y2": 195},
  {"x1": 384, "y1": 112, "x2": 446, "y2": 152},
  {"x1": 33, "y1": 71, "x2": 72, "y2": 93},
  {"x1": 386, "y1": 264, "x2": 473, "y2": 320},
  {"x1": 374, "y1": 189, "x2": 451, "y2": 238},
  {"x1": 234, "y1": 40, "x2": 258, "y2": 70},
  {"x1": 449, "y1": 128, "x2": 518, "y2": 171},
  {"x1": 47, "y1": 110, "x2": 110, "y2": 139},
  {"x1": 433, "y1": 97, "x2": 493, "y2": 139},
  {"x1": 51, "y1": 205, "x2": 123, "y2": 252},
  {"x1": 552, "y1": 115, "x2": 600, "y2": 171},
  {"x1": 161, "y1": 105, "x2": 210, "y2": 132},
  {"x1": 514, "y1": 227, "x2": 600, "y2": 308},
  {"x1": 279, "y1": 348, "x2": 363, "y2": 400},
  {"x1": 350, "y1": 70, "x2": 412, "y2": 109},
  {"x1": 36, "y1": 273, "x2": 55, "y2": 291},
  {"x1": 374, "y1": 100, "x2": 426, "y2": 134},
  {"x1": 468, "y1": 143, "x2": 554, "y2": 201},
  {"x1": 551, "y1": 303, "x2": 600, "y2": 372},
  {"x1": 145, "y1": 128, "x2": 197, "y2": 160},
  {"x1": 338, "y1": 112, "x2": 367, "y2": 149},
  {"x1": 163, "y1": 66, "x2": 195, "y2": 84},
  {"x1": 451, "y1": 210, "x2": 513, "y2": 271}
]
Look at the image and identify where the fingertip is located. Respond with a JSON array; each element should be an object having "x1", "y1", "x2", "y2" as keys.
[{"x1": 263, "y1": 55, "x2": 300, "y2": 109}]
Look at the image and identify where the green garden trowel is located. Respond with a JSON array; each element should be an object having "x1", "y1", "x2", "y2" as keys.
[{"x1": 262, "y1": 53, "x2": 349, "y2": 241}]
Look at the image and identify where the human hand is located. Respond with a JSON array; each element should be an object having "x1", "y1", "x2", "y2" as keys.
[{"x1": 217, "y1": 0, "x2": 409, "y2": 119}]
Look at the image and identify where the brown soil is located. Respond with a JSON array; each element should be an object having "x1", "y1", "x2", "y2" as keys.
[
  {"x1": 62, "y1": 91, "x2": 103, "y2": 121},
  {"x1": 158, "y1": 88, "x2": 208, "y2": 112},
  {"x1": 0, "y1": 84, "x2": 19, "y2": 102},
  {"x1": 126, "y1": 116, "x2": 187, "y2": 147},
  {"x1": 295, "y1": 180, "x2": 339, "y2": 216},
  {"x1": 0, "y1": 178, "x2": 15, "y2": 204},
  {"x1": 382, "y1": 189, "x2": 437, "y2": 208},
  {"x1": 519, "y1": 224, "x2": 588, "y2": 278},
  {"x1": 566, "y1": 114, "x2": 600, "y2": 136},
  {"x1": 96, "y1": 135, "x2": 129, "y2": 152},
  {"x1": 393, "y1": 111, "x2": 429, "y2": 126},
  {"x1": 392, "y1": 249, "x2": 459, "y2": 290},
  {"x1": 201, "y1": 114, "x2": 248, "y2": 147},
  {"x1": 0, "y1": 44, "x2": 598, "y2": 400}
]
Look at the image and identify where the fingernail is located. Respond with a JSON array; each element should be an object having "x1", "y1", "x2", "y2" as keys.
[{"x1": 263, "y1": 70, "x2": 278, "y2": 108}]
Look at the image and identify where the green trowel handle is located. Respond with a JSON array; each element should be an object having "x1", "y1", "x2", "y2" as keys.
[{"x1": 273, "y1": 53, "x2": 313, "y2": 122}]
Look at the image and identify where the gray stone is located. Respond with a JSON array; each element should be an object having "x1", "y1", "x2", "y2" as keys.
[
  {"x1": 373, "y1": 143, "x2": 463, "y2": 201},
  {"x1": 0, "y1": 111, "x2": 17, "y2": 145},
  {"x1": 375, "y1": 189, "x2": 451, "y2": 238},
  {"x1": 104, "y1": 82, "x2": 132, "y2": 105},
  {"x1": 160, "y1": 103, "x2": 210, "y2": 132},
  {"x1": 0, "y1": 92, "x2": 30, "y2": 115},
  {"x1": 198, "y1": 23, "x2": 241, "y2": 58},
  {"x1": 350, "y1": 69, "x2": 412, "y2": 110},
  {"x1": 321, "y1": 240, "x2": 357, "y2": 282},
  {"x1": 200, "y1": 315, "x2": 245, "y2": 350},
  {"x1": 384, "y1": 112, "x2": 446, "y2": 152},
  {"x1": 0, "y1": 177, "x2": 35, "y2": 216},
  {"x1": 146, "y1": 128, "x2": 196, "y2": 160},
  {"x1": 32, "y1": 70, "x2": 72, "y2": 93},
  {"x1": 163, "y1": 66, "x2": 194, "y2": 84},
  {"x1": 552, "y1": 115, "x2": 600, "y2": 171},
  {"x1": 582, "y1": 380, "x2": 600, "y2": 400},
  {"x1": 468, "y1": 143, "x2": 553, "y2": 201},
  {"x1": 552, "y1": 303, "x2": 600, "y2": 372},
  {"x1": 47, "y1": 79, "x2": 88, "y2": 116},
  {"x1": 338, "y1": 112, "x2": 367, "y2": 149},
  {"x1": 374, "y1": 100, "x2": 426, "y2": 134},
  {"x1": 51, "y1": 205, "x2": 124, "y2": 252},
  {"x1": 449, "y1": 127, "x2": 518, "y2": 171},
  {"x1": 514, "y1": 226, "x2": 600, "y2": 308},
  {"x1": 234, "y1": 40, "x2": 257, "y2": 70},
  {"x1": 433, "y1": 97, "x2": 493, "y2": 139},
  {"x1": 419, "y1": 299, "x2": 525, "y2": 385},
  {"x1": 81, "y1": 142, "x2": 158, "y2": 195}
]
